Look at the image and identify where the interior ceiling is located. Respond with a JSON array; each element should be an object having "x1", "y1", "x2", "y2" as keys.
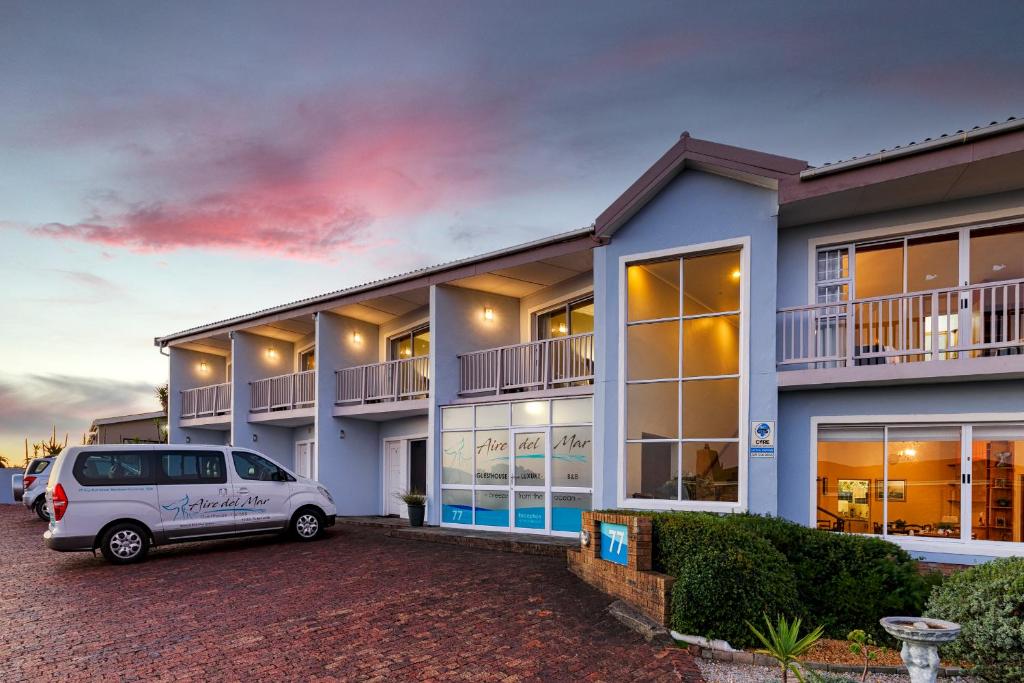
[
  {"x1": 449, "y1": 250, "x2": 593, "y2": 298},
  {"x1": 328, "y1": 289, "x2": 430, "y2": 325}
]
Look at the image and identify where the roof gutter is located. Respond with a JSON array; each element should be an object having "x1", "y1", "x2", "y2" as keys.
[{"x1": 800, "y1": 117, "x2": 1024, "y2": 180}]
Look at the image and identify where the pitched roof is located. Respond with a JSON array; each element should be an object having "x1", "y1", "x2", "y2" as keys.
[{"x1": 594, "y1": 132, "x2": 807, "y2": 237}]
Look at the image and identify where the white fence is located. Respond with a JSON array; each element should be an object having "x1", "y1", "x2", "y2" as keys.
[
  {"x1": 180, "y1": 382, "x2": 232, "y2": 418},
  {"x1": 335, "y1": 356, "x2": 430, "y2": 404},
  {"x1": 249, "y1": 370, "x2": 316, "y2": 412},
  {"x1": 778, "y1": 278, "x2": 1024, "y2": 368},
  {"x1": 458, "y1": 332, "x2": 595, "y2": 396}
]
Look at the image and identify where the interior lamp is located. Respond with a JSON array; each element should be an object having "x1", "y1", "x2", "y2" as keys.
[
  {"x1": 730, "y1": 269, "x2": 741, "y2": 280},
  {"x1": 557, "y1": 323, "x2": 567, "y2": 335}
]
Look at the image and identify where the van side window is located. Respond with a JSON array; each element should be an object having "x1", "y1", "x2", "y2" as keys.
[
  {"x1": 159, "y1": 452, "x2": 227, "y2": 485},
  {"x1": 232, "y1": 452, "x2": 288, "y2": 482},
  {"x1": 27, "y1": 460, "x2": 50, "y2": 475},
  {"x1": 73, "y1": 452, "x2": 155, "y2": 487}
]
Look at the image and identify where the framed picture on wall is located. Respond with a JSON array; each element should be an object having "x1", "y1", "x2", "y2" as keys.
[{"x1": 875, "y1": 479, "x2": 907, "y2": 501}]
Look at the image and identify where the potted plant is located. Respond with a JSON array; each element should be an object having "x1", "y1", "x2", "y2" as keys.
[{"x1": 395, "y1": 490, "x2": 427, "y2": 527}]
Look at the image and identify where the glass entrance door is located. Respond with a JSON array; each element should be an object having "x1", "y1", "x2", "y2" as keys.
[{"x1": 511, "y1": 429, "x2": 547, "y2": 531}]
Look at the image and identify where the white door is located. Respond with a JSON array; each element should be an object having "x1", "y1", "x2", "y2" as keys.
[
  {"x1": 384, "y1": 440, "x2": 406, "y2": 517},
  {"x1": 156, "y1": 450, "x2": 236, "y2": 540},
  {"x1": 295, "y1": 441, "x2": 316, "y2": 480}
]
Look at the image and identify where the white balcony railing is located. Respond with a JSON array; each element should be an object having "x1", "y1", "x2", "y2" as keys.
[
  {"x1": 778, "y1": 278, "x2": 1024, "y2": 368},
  {"x1": 249, "y1": 370, "x2": 316, "y2": 412},
  {"x1": 180, "y1": 382, "x2": 232, "y2": 419},
  {"x1": 458, "y1": 332, "x2": 595, "y2": 396},
  {"x1": 335, "y1": 356, "x2": 430, "y2": 405}
]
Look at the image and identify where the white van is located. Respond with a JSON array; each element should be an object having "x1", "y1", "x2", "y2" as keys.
[{"x1": 43, "y1": 444, "x2": 336, "y2": 564}]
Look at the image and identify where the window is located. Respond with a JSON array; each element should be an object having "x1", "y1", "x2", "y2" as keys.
[
  {"x1": 27, "y1": 460, "x2": 50, "y2": 475},
  {"x1": 73, "y1": 451, "x2": 155, "y2": 487},
  {"x1": 232, "y1": 451, "x2": 289, "y2": 482},
  {"x1": 624, "y1": 249, "x2": 742, "y2": 505},
  {"x1": 537, "y1": 296, "x2": 594, "y2": 339},
  {"x1": 817, "y1": 422, "x2": 1024, "y2": 546},
  {"x1": 298, "y1": 347, "x2": 315, "y2": 371},
  {"x1": 389, "y1": 325, "x2": 430, "y2": 360},
  {"x1": 159, "y1": 451, "x2": 226, "y2": 485},
  {"x1": 440, "y1": 397, "x2": 594, "y2": 534}
]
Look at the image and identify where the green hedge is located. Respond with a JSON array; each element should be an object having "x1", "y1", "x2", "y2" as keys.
[
  {"x1": 925, "y1": 557, "x2": 1024, "y2": 682},
  {"x1": 648, "y1": 512, "x2": 800, "y2": 648},
  {"x1": 722, "y1": 514, "x2": 930, "y2": 640},
  {"x1": 615, "y1": 511, "x2": 930, "y2": 645}
]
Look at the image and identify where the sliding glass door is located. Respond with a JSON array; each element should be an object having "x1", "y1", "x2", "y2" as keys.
[{"x1": 817, "y1": 422, "x2": 1024, "y2": 546}]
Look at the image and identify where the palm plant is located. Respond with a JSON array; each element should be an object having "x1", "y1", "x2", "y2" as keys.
[
  {"x1": 38, "y1": 426, "x2": 68, "y2": 456},
  {"x1": 156, "y1": 383, "x2": 169, "y2": 414},
  {"x1": 747, "y1": 615, "x2": 824, "y2": 683}
]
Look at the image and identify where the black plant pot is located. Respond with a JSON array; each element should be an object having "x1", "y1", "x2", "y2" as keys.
[{"x1": 407, "y1": 504, "x2": 425, "y2": 527}]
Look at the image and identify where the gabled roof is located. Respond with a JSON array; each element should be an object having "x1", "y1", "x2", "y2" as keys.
[{"x1": 594, "y1": 132, "x2": 807, "y2": 238}]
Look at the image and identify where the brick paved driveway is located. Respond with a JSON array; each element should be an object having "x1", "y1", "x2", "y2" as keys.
[{"x1": 0, "y1": 506, "x2": 701, "y2": 682}]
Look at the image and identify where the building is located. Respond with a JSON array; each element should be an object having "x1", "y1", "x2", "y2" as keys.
[
  {"x1": 87, "y1": 411, "x2": 168, "y2": 445},
  {"x1": 157, "y1": 117, "x2": 1024, "y2": 564}
]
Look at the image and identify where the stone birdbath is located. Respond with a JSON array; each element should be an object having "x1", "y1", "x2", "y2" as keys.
[{"x1": 880, "y1": 616, "x2": 961, "y2": 683}]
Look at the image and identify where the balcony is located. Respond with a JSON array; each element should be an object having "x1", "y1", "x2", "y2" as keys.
[
  {"x1": 458, "y1": 332, "x2": 595, "y2": 397},
  {"x1": 777, "y1": 279, "x2": 1024, "y2": 384},
  {"x1": 335, "y1": 356, "x2": 430, "y2": 405},
  {"x1": 181, "y1": 382, "x2": 231, "y2": 419},
  {"x1": 250, "y1": 370, "x2": 315, "y2": 412}
]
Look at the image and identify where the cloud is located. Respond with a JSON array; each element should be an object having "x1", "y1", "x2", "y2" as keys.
[{"x1": 0, "y1": 373, "x2": 159, "y2": 460}]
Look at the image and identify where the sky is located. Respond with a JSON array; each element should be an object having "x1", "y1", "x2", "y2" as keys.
[{"x1": 1, "y1": 0, "x2": 1023, "y2": 463}]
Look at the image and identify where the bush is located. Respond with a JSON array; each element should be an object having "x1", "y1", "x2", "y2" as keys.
[
  {"x1": 647, "y1": 512, "x2": 800, "y2": 648},
  {"x1": 925, "y1": 557, "x2": 1024, "y2": 682},
  {"x1": 722, "y1": 514, "x2": 930, "y2": 640}
]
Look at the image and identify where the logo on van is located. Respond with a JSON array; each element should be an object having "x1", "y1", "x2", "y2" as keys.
[{"x1": 161, "y1": 494, "x2": 269, "y2": 520}]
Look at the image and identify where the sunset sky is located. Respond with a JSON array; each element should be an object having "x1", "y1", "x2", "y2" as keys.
[{"x1": 2, "y1": 1, "x2": 1023, "y2": 463}]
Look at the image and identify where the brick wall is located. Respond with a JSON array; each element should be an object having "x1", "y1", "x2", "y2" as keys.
[{"x1": 566, "y1": 511, "x2": 675, "y2": 626}]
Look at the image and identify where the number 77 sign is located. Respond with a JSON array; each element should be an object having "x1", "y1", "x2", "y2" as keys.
[{"x1": 599, "y1": 522, "x2": 629, "y2": 566}]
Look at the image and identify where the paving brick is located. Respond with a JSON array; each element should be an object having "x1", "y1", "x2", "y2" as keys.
[{"x1": 0, "y1": 506, "x2": 702, "y2": 682}]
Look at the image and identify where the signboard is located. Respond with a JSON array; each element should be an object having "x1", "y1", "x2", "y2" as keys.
[
  {"x1": 750, "y1": 420, "x2": 776, "y2": 458},
  {"x1": 599, "y1": 522, "x2": 629, "y2": 566}
]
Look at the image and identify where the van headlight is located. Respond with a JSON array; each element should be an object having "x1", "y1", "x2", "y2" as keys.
[{"x1": 317, "y1": 486, "x2": 334, "y2": 504}]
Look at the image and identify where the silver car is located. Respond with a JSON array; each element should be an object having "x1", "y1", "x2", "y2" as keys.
[{"x1": 16, "y1": 457, "x2": 55, "y2": 521}]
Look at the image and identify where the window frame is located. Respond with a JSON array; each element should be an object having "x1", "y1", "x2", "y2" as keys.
[
  {"x1": 231, "y1": 450, "x2": 294, "y2": 482},
  {"x1": 387, "y1": 323, "x2": 430, "y2": 361},
  {"x1": 617, "y1": 237, "x2": 750, "y2": 513},
  {"x1": 72, "y1": 451, "x2": 157, "y2": 487},
  {"x1": 810, "y1": 412, "x2": 1024, "y2": 558},
  {"x1": 296, "y1": 343, "x2": 315, "y2": 372},
  {"x1": 535, "y1": 295, "x2": 595, "y2": 340},
  {"x1": 156, "y1": 450, "x2": 228, "y2": 486}
]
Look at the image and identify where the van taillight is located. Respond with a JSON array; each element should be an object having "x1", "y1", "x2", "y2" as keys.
[
  {"x1": 23, "y1": 476, "x2": 37, "y2": 490},
  {"x1": 52, "y1": 484, "x2": 68, "y2": 521}
]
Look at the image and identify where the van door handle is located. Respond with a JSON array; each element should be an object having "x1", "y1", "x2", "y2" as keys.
[{"x1": 238, "y1": 487, "x2": 249, "y2": 494}]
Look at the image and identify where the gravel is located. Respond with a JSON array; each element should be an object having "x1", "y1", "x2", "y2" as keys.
[{"x1": 696, "y1": 659, "x2": 976, "y2": 683}]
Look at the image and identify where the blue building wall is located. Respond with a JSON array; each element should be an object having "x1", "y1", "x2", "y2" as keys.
[{"x1": 593, "y1": 170, "x2": 781, "y2": 514}]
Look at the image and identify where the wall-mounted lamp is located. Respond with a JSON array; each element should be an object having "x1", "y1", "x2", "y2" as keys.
[
  {"x1": 351, "y1": 331, "x2": 362, "y2": 344},
  {"x1": 265, "y1": 346, "x2": 279, "y2": 361},
  {"x1": 252, "y1": 433, "x2": 258, "y2": 443},
  {"x1": 483, "y1": 306, "x2": 494, "y2": 321},
  {"x1": 730, "y1": 269, "x2": 741, "y2": 281},
  {"x1": 185, "y1": 435, "x2": 191, "y2": 444},
  {"x1": 198, "y1": 361, "x2": 209, "y2": 374}
]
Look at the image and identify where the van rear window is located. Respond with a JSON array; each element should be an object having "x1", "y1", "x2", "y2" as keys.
[
  {"x1": 27, "y1": 460, "x2": 50, "y2": 475},
  {"x1": 159, "y1": 452, "x2": 226, "y2": 485},
  {"x1": 73, "y1": 452, "x2": 155, "y2": 487}
]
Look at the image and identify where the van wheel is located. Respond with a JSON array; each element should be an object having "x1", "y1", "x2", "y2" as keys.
[
  {"x1": 290, "y1": 509, "x2": 324, "y2": 541},
  {"x1": 33, "y1": 497, "x2": 50, "y2": 522},
  {"x1": 100, "y1": 523, "x2": 149, "y2": 564}
]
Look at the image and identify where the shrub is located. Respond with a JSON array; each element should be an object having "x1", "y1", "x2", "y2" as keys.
[
  {"x1": 925, "y1": 557, "x2": 1024, "y2": 682},
  {"x1": 648, "y1": 512, "x2": 800, "y2": 648},
  {"x1": 722, "y1": 514, "x2": 929, "y2": 640}
]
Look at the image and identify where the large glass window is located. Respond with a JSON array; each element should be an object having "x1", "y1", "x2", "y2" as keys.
[
  {"x1": 817, "y1": 422, "x2": 1024, "y2": 546},
  {"x1": 439, "y1": 397, "x2": 593, "y2": 535},
  {"x1": 538, "y1": 296, "x2": 594, "y2": 339},
  {"x1": 389, "y1": 325, "x2": 430, "y2": 360},
  {"x1": 624, "y1": 249, "x2": 742, "y2": 505}
]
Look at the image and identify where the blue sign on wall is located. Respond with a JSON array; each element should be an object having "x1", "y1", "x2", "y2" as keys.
[{"x1": 599, "y1": 522, "x2": 629, "y2": 566}]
